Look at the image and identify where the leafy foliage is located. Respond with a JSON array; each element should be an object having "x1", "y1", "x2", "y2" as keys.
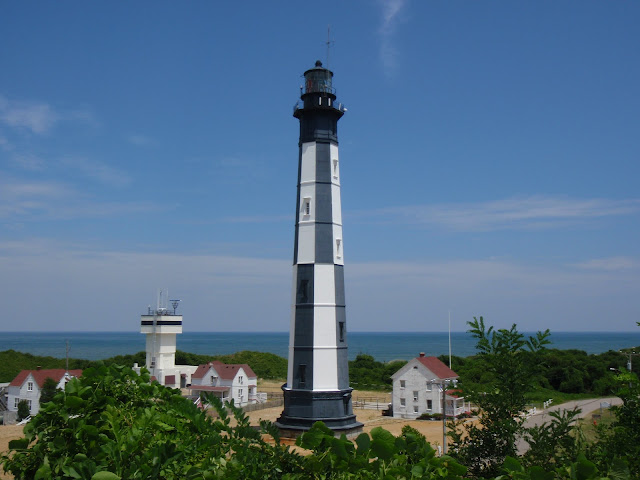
[
  {"x1": 349, "y1": 354, "x2": 406, "y2": 391},
  {"x1": 589, "y1": 371, "x2": 640, "y2": 477},
  {"x1": 296, "y1": 422, "x2": 467, "y2": 479},
  {"x1": 448, "y1": 317, "x2": 550, "y2": 478},
  {"x1": 0, "y1": 350, "x2": 94, "y2": 383},
  {"x1": 16, "y1": 399, "x2": 30, "y2": 421},
  {"x1": 2, "y1": 363, "x2": 302, "y2": 479},
  {"x1": 39, "y1": 376, "x2": 60, "y2": 404},
  {"x1": 521, "y1": 408, "x2": 584, "y2": 469}
]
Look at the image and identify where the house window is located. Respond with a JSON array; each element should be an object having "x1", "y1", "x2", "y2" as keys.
[
  {"x1": 14, "y1": 398, "x2": 19, "y2": 408},
  {"x1": 414, "y1": 406, "x2": 419, "y2": 413},
  {"x1": 427, "y1": 400, "x2": 433, "y2": 410},
  {"x1": 426, "y1": 382, "x2": 432, "y2": 391},
  {"x1": 239, "y1": 388, "x2": 243, "y2": 398},
  {"x1": 400, "y1": 398, "x2": 406, "y2": 407},
  {"x1": 238, "y1": 375, "x2": 243, "y2": 384},
  {"x1": 339, "y1": 322, "x2": 345, "y2": 342},
  {"x1": 400, "y1": 380, "x2": 405, "y2": 389},
  {"x1": 413, "y1": 391, "x2": 419, "y2": 402},
  {"x1": 210, "y1": 375, "x2": 215, "y2": 385},
  {"x1": 27, "y1": 381, "x2": 33, "y2": 392},
  {"x1": 27, "y1": 400, "x2": 32, "y2": 411}
]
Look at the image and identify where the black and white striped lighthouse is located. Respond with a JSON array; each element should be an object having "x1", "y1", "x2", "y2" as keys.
[{"x1": 276, "y1": 61, "x2": 362, "y2": 434}]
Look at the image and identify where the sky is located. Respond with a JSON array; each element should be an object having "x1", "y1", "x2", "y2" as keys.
[{"x1": 1, "y1": 1, "x2": 639, "y2": 333}]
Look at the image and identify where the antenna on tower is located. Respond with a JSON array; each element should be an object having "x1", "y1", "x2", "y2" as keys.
[
  {"x1": 170, "y1": 299, "x2": 181, "y2": 315},
  {"x1": 325, "y1": 25, "x2": 334, "y2": 70}
]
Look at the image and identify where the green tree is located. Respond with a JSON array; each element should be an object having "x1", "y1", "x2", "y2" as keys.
[
  {"x1": 448, "y1": 317, "x2": 550, "y2": 478},
  {"x1": 590, "y1": 371, "x2": 640, "y2": 477},
  {"x1": 39, "y1": 377, "x2": 59, "y2": 404},
  {"x1": 16, "y1": 399, "x2": 30, "y2": 421}
]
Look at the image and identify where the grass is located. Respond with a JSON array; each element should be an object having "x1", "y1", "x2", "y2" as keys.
[
  {"x1": 526, "y1": 387, "x2": 598, "y2": 409},
  {"x1": 576, "y1": 408, "x2": 616, "y2": 444}
]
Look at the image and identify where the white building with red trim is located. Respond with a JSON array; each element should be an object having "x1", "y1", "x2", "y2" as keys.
[
  {"x1": 7, "y1": 368, "x2": 82, "y2": 416},
  {"x1": 391, "y1": 353, "x2": 467, "y2": 419},
  {"x1": 189, "y1": 361, "x2": 258, "y2": 407}
]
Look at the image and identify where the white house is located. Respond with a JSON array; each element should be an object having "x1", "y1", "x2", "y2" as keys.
[
  {"x1": 189, "y1": 361, "x2": 258, "y2": 407},
  {"x1": 7, "y1": 368, "x2": 82, "y2": 416},
  {"x1": 391, "y1": 353, "x2": 467, "y2": 419}
]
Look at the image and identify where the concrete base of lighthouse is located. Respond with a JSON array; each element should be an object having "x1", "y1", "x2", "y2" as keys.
[{"x1": 275, "y1": 386, "x2": 364, "y2": 438}]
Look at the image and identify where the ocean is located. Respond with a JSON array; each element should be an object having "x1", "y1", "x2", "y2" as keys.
[{"x1": 2, "y1": 331, "x2": 639, "y2": 362}]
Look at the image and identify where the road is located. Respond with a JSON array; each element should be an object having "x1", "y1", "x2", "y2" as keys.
[{"x1": 517, "y1": 397, "x2": 621, "y2": 454}]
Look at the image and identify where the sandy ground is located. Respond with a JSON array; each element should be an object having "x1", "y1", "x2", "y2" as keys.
[
  {"x1": 0, "y1": 425, "x2": 23, "y2": 480},
  {"x1": 245, "y1": 404, "x2": 451, "y2": 444}
]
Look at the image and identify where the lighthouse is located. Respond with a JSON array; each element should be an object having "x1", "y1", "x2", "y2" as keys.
[{"x1": 276, "y1": 61, "x2": 362, "y2": 434}]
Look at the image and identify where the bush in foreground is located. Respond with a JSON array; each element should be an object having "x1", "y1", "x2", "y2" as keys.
[{"x1": 2, "y1": 362, "x2": 631, "y2": 479}]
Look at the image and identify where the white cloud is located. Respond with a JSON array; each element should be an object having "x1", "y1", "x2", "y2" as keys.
[
  {"x1": 0, "y1": 95, "x2": 58, "y2": 134},
  {"x1": 378, "y1": 0, "x2": 406, "y2": 77},
  {"x1": 370, "y1": 196, "x2": 640, "y2": 232},
  {"x1": 0, "y1": 94, "x2": 97, "y2": 134}
]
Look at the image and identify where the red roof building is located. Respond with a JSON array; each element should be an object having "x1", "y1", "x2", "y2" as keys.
[
  {"x1": 189, "y1": 361, "x2": 258, "y2": 407},
  {"x1": 7, "y1": 368, "x2": 82, "y2": 416},
  {"x1": 391, "y1": 353, "x2": 468, "y2": 419}
]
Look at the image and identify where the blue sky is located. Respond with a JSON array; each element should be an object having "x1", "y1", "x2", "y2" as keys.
[{"x1": 1, "y1": 1, "x2": 638, "y2": 333}]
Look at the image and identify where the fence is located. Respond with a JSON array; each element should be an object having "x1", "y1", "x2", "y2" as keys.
[{"x1": 353, "y1": 395, "x2": 391, "y2": 411}]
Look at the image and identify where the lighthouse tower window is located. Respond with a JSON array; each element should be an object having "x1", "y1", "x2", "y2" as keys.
[
  {"x1": 303, "y1": 197, "x2": 311, "y2": 217},
  {"x1": 333, "y1": 159, "x2": 339, "y2": 178},
  {"x1": 336, "y1": 238, "x2": 342, "y2": 259}
]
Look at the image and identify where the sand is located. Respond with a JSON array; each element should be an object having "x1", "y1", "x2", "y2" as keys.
[{"x1": 0, "y1": 425, "x2": 24, "y2": 480}]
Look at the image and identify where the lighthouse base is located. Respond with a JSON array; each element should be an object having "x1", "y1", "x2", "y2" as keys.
[{"x1": 276, "y1": 386, "x2": 364, "y2": 437}]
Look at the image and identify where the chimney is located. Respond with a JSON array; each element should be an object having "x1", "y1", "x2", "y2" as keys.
[{"x1": 419, "y1": 352, "x2": 425, "y2": 358}]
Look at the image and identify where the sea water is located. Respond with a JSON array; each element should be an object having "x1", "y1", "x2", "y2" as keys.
[{"x1": 2, "y1": 331, "x2": 639, "y2": 361}]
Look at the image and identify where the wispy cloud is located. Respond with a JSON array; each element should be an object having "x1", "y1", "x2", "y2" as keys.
[
  {"x1": 60, "y1": 156, "x2": 132, "y2": 188},
  {"x1": 0, "y1": 95, "x2": 59, "y2": 134},
  {"x1": 0, "y1": 176, "x2": 153, "y2": 220},
  {"x1": 221, "y1": 214, "x2": 292, "y2": 224},
  {"x1": 2, "y1": 242, "x2": 638, "y2": 332},
  {"x1": 0, "y1": 177, "x2": 72, "y2": 218},
  {"x1": 128, "y1": 134, "x2": 156, "y2": 147},
  {"x1": 0, "y1": 94, "x2": 97, "y2": 134},
  {"x1": 0, "y1": 136, "x2": 12, "y2": 151},
  {"x1": 572, "y1": 257, "x2": 640, "y2": 271},
  {"x1": 370, "y1": 196, "x2": 640, "y2": 232},
  {"x1": 10, "y1": 152, "x2": 46, "y2": 171},
  {"x1": 378, "y1": 0, "x2": 407, "y2": 77}
]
